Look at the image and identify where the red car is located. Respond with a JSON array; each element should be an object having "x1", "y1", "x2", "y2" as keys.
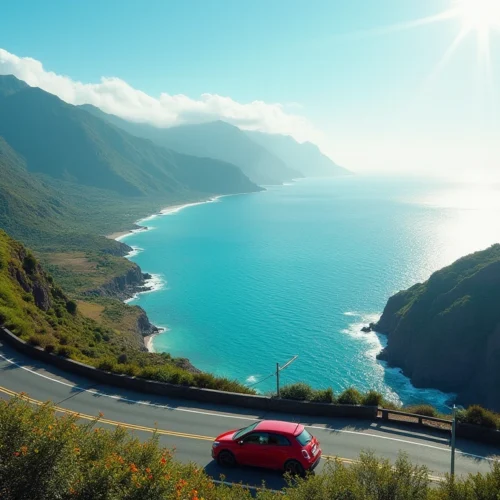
[{"x1": 211, "y1": 420, "x2": 321, "y2": 475}]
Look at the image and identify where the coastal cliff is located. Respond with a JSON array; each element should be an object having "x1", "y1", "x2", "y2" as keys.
[
  {"x1": 82, "y1": 263, "x2": 153, "y2": 301},
  {"x1": 375, "y1": 244, "x2": 500, "y2": 411}
]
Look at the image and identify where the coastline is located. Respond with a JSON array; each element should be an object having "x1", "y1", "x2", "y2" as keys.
[
  {"x1": 114, "y1": 194, "x2": 229, "y2": 354},
  {"x1": 143, "y1": 332, "x2": 159, "y2": 352}
]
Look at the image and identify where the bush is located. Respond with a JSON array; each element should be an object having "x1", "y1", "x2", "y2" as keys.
[
  {"x1": 338, "y1": 387, "x2": 363, "y2": 405},
  {"x1": 311, "y1": 388, "x2": 335, "y2": 403},
  {"x1": 65, "y1": 300, "x2": 77, "y2": 315},
  {"x1": 56, "y1": 345, "x2": 76, "y2": 358},
  {"x1": 22, "y1": 253, "x2": 37, "y2": 274},
  {"x1": 97, "y1": 357, "x2": 117, "y2": 372},
  {"x1": 404, "y1": 404, "x2": 439, "y2": 417},
  {"x1": 362, "y1": 390, "x2": 384, "y2": 407},
  {"x1": 280, "y1": 383, "x2": 314, "y2": 401},
  {"x1": 462, "y1": 405, "x2": 499, "y2": 429}
]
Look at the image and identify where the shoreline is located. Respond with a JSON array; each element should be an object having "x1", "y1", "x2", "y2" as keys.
[
  {"x1": 114, "y1": 194, "x2": 231, "y2": 354},
  {"x1": 143, "y1": 332, "x2": 161, "y2": 352}
]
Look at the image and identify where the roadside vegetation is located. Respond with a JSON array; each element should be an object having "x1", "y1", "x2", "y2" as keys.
[
  {"x1": 279, "y1": 383, "x2": 500, "y2": 430},
  {"x1": 1, "y1": 396, "x2": 499, "y2": 500},
  {"x1": 2, "y1": 229, "x2": 500, "y2": 427}
]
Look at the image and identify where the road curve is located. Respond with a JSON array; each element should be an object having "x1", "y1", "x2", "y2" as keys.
[{"x1": 0, "y1": 340, "x2": 498, "y2": 490}]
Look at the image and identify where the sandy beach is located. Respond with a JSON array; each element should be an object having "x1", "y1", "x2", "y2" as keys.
[
  {"x1": 143, "y1": 333, "x2": 158, "y2": 352},
  {"x1": 106, "y1": 230, "x2": 133, "y2": 240}
]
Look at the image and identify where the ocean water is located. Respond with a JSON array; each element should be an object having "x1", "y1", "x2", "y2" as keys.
[{"x1": 123, "y1": 176, "x2": 500, "y2": 411}]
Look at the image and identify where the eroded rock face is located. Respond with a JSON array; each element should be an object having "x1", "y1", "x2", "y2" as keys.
[
  {"x1": 82, "y1": 265, "x2": 150, "y2": 301},
  {"x1": 32, "y1": 282, "x2": 52, "y2": 311},
  {"x1": 9, "y1": 249, "x2": 54, "y2": 312},
  {"x1": 375, "y1": 245, "x2": 500, "y2": 411}
]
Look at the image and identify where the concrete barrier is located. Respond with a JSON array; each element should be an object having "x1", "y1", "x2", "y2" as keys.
[
  {"x1": 0, "y1": 327, "x2": 377, "y2": 419},
  {"x1": 457, "y1": 422, "x2": 500, "y2": 446}
]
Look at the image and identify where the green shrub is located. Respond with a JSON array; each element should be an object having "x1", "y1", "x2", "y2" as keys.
[
  {"x1": 338, "y1": 387, "x2": 363, "y2": 405},
  {"x1": 65, "y1": 300, "x2": 77, "y2": 315},
  {"x1": 462, "y1": 405, "x2": 499, "y2": 429},
  {"x1": 56, "y1": 345, "x2": 76, "y2": 358},
  {"x1": 280, "y1": 383, "x2": 314, "y2": 401},
  {"x1": 311, "y1": 388, "x2": 335, "y2": 403},
  {"x1": 97, "y1": 357, "x2": 117, "y2": 372},
  {"x1": 362, "y1": 390, "x2": 384, "y2": 407},
  {"x1": 22, "y1": 253, "x2": 37, "y2": 274},
  {"x1": 404, "y1": 404, "x2": 439, "y2": 417}
]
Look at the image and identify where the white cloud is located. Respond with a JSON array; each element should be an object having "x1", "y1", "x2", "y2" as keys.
[{"x1": 0, "y1": 48, "x2": 323, "y2": 145}]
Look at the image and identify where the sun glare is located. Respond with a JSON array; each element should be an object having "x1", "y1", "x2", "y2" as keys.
[{"x1": 457, "y1": 0, "x2": 500, "y2": 33}]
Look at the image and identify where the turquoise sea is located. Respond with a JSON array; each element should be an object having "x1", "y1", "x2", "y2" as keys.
[{"x1": 122, "y1": 176, "x2": 500, "y2": 411}]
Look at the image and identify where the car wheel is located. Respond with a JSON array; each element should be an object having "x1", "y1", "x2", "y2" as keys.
[
  {"x1": 284, "y1": 459, "x2": 305, "y2": 477},
  {"x1": 217, "y1": 450, "x2": 236, "y2": 468}
]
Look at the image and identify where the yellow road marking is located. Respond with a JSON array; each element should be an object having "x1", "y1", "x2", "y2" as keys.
[{"x1": 0, "y1": 385, "x2": 444, "y2": 481}]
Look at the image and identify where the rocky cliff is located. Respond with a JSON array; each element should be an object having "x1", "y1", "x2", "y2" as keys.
[
  {"x1": 82, "y1": 264, "x2": 152, "y2": 301},
  {"x1": 375, "y1": 244, "x2": 500, "y2": 411}
]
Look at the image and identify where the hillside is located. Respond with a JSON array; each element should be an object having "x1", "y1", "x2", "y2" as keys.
[
  {"x1": 0, "y1": 77, "x2": 261, "y2": 198},
  {"x1": 80, "y1": 105, "x2": 301, "y2": 185},
  {"x1": 375, "y1": 245, "x2": 500, "y2": 410},
  {"x1": 0, "y1": 229, "x2": 253, "y2": 392},
  {"x1": 246, "y1": 130, "x2": 350, "y2": 177}
]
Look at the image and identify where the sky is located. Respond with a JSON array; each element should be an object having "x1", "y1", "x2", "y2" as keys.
[{"x1": 1, "y1": 0, "x2": 499, "y2": 177}]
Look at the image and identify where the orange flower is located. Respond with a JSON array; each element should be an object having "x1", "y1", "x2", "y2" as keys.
[
  {"x1": 145, "y1": 467, "x2": 151, "y2": 474},
  {"x1": 74, "y1": 447, "x2": 80, "y2": 454},
  {"x1": 129, "y1": 463, "x2": 138, "y2": 473},
  {"x1": 98, "y1": 411, "x2": 104, "y2": 418},
  {"x1": 160, "y1": 456, "x2": 167, "y2": 464},
  {"x1": 148, "y1": 474, "x2": 153, "y2": 480},
  {"x1": 20, "y1": 446, "x2": 28, "y2": 455}
]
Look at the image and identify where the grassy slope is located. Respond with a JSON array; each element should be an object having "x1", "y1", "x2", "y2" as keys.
[{"x1": 0, "y1": 230, "x2": 253, "y2": 393}]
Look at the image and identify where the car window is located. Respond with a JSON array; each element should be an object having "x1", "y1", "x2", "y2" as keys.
[
  {"x1": 233, "y1": 422, "x2": 259, "y2": 440},
  {"x1": 268, "y1": 433, "x2": 291, "y2": 446},
  {"x1": 296, "y1": 429, "x2": 312, "y2": 446},
  {"x1": 243, "y1": 432, "x2": 269, "y2": 445}
]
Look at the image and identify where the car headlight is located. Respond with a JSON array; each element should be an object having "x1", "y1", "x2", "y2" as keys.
[{"x1": 212, "y1": 441, "x2": 220, "y2": 448}]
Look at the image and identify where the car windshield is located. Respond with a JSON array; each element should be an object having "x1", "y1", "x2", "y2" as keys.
[
  {"x1": 296, "y1": 429, "x2": 313, "y2": 446},
  {"x1": 233, "y1": 422, "x2": 259, "y2": 440}
]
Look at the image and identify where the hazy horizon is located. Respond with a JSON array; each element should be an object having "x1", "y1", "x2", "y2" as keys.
[{"x1": 1, "y1": 0, "x2": 499, "y2": 178}]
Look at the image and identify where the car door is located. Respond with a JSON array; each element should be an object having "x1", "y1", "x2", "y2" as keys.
[
  {"x1": 267, "y1": 433, "x2": 293, "y2": 469},
  {"x1": 237, "y1": 432, "x2": 272, "y2": 467}
]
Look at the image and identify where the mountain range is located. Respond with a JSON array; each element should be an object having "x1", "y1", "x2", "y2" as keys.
[{"x1": 80, "y1": 105, "x2": 349, "y2": 185}]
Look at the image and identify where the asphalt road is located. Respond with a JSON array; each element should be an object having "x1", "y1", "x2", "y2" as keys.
[{"x1": 0, "y1": 340, "x2": 498, "y2": 491}]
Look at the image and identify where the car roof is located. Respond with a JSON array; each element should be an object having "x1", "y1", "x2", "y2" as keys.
[{"x1": 255, "y1": 420, "x2": 304, "y2": 436}]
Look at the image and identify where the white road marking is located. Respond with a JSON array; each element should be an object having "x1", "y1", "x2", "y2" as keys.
[{"x1": 0, "y1": 352, "x2": 497, "y2": 463}]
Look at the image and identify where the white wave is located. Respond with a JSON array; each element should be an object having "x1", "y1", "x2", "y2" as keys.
[
  {"x1": 124, "y1": 273, "x2": 166, "y2": 304},
  {"x1": 160, "y1": 196, "x2": 222, "y2": 216},
  {"x1": 125, "y1": 246, "x2": 143, "y2": 258},
  {"x1": 343, "y1": 311, "x2": 360, "y2": 317},
  {"x1": 116, "y1": 225, "x2": 154, "y2": 241}
]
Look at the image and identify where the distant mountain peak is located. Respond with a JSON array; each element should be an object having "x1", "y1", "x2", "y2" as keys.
[{"x1": 0, "y1": 74, "x2": 29, "y2": 97}]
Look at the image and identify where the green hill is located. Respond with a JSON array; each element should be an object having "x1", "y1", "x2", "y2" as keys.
[
  {"x1": 80, "y1": 105, "x2": 301, "y2": 185},
  {"x1": 0, "y1": 77, "x2": 261, "y2": 198},
  {"x1": 246, "y1": 130, "x2": 350, "y2": 177},
  {"x1": 375, "y1": 245, "x2": 500, "y2": 411}
]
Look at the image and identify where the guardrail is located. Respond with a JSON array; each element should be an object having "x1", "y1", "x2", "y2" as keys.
[
  {"x1": 2, "y1": 326, "x2": 500, "y2": 446},
  {"x1": 380, "y1": 408, "x2": 451, "y2": 427}
]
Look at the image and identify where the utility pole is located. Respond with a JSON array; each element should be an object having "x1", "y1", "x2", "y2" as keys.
[
  {"x1": 451, "y1": 404, "x2": 456, "y2": 477},
  {"x1": 275, "y1": 355, "x2": 298, "y2": 398}
]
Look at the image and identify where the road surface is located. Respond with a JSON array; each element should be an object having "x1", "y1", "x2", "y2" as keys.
[{"x1": 0, "y1": 340, "x2": 498, "y2": 490}]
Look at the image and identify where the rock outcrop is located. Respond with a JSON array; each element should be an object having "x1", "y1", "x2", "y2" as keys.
[
  {"x1": 82, "y1": 264, "x2": 152, "y2": 301},
  {"x1": 375, "y1": 244, "x2": 500, "y2": 411}
]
